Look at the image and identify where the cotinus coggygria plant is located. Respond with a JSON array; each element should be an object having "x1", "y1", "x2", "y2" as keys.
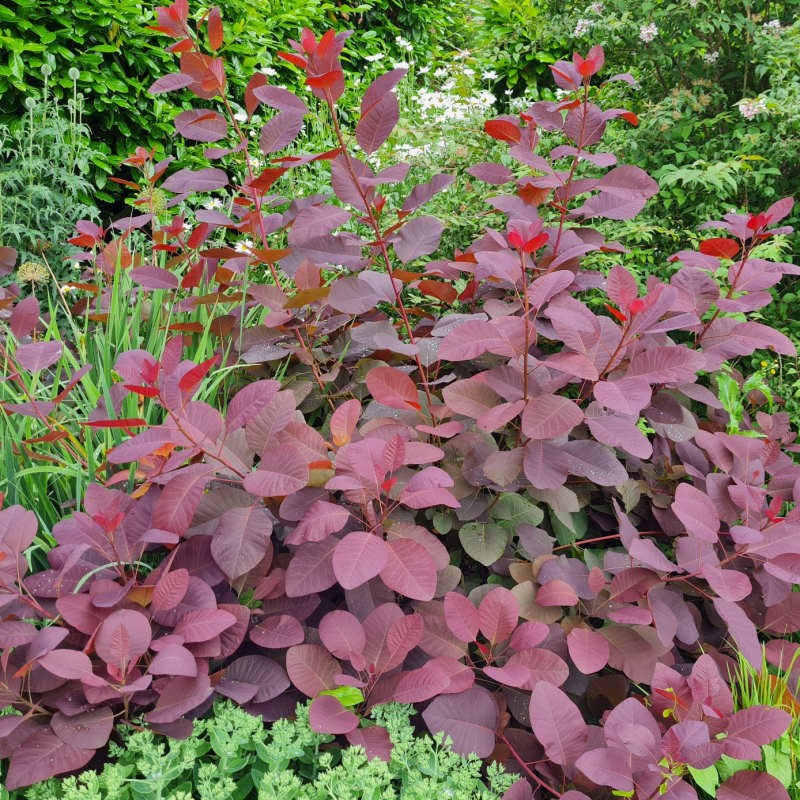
[{"x1": 1, "y1": 3, "x2": 799, "y2": 798}]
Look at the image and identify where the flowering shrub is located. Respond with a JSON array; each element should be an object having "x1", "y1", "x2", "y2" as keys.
[{"x1": 0, "y1": 4, "x2": 799, "y2": 799}]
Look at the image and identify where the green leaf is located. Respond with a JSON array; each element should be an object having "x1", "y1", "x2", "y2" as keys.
[
  {"x1": 319, "y1": 686, "x2": 364, "y2": 708},
  {"x1": 458, "y1": 522, "x2": 509, "y2": 566},
  {"x1": 688, "y1": 765, "x2": 719, "y2": 797},
  {"x1": 492, "y1": 493, "x2": 544, "y2": 529}
]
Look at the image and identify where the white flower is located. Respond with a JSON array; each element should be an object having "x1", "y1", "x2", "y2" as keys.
[
  {"x1": 433, "y1": 66, "x2": 449, "y2": 78},
  {"x1": 689, "y1": 0, "x2": 698, "y2": 6},
  {"x1": 573, "y1": 18, "x2": 592, "y2": 37},
  {"x1": 418, "y1": 65, "x2": 431, "y2": 74},
  {"x1": 261, "y1": 66, "x2": 277, "y2": 76},
  {"x1": 639, "y1": 22, "x2": 658, "y2": 42},
  {"x1": 703, "y1": 50, "x2": 719, "y2": 63},
  {"x1": 395, "y1": 35, "x2": 413, "y2": 52},
  {"x1": 482, "y1": 69, "x2": 498, "y2": 81},
  {"x1": 588, "y1": 2, "x2": 604, "y2": 12},
  {"x1": 392, "y1": 61, "x2": 410, "y2": 70},
  {"x1": 763, "y1": 19, "x2": 781, "y2": 31},
  {"x1": 59, "y1": 283, "x2": 78, "y2": 295},
  {"x1": 234, "y1": 239, "x2": 255, "y2": 254},
  {"x1": 365, "y1": 53, "x2": 384, "y2": 63},
  {"x1": 738, "y1": 97, "x2": 768, "y2": 119},
  {"x1": 462, "y1": 66, "x2": 475, "y2": 77},
  {"x1": 233, "y1": 110, "x2": 247, "y2": 123},
  {"x1": 204, "y1": 197, "x2": 224, "y2": 210},
  {"x1": 453, "y1": 49, "x2": 471, "y2": 61}
]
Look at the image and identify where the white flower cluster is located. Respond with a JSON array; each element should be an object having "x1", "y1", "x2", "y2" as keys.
[
  {"x1": 703, "y1": 50, "x2": 719, "y2": 63},
  {"x1": 639, "y1": 22, "x2": 658, "y2": 42},
  {"x1": 415, "y1": 86, "x2": 496, "y2": 123},
  {"x1": 589, "y1": 2, "x2": 604, "y2": 13},
  {"x1": 573, "y1": 18, "x2": 592, "y2": 37},
  {"x1": 204, "y1": 197, "x2": 224, "y2": 211},
  {"x1": 689, "y1": 0, "x2": 698, "y2": 6},
  {"x1": 365, "y1": 53, "x2": 384, "y2": 63},
  {"x1": 395, "y1": 35, "x2": 413, "y2": 52},
  {"x1": 763, "y1": 19, "x2": 782, "y2": 32},
  {"x1": 482, "y1": 69, "x2": 498, "y2": 81},
  {"x1": 738, "y1": 97, "x2": 768, "y2": 119},
  {"x1": 261, "y1": 66, "x2": 277, "y2": 77}
]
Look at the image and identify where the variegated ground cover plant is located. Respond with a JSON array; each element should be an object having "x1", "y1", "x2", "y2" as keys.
[{"x1": 1, "y1": 2, "x2": 799, "y2": 797}]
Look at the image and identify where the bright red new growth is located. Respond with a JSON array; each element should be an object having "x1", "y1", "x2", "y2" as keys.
[{"x1": 699, "y1": 237, "x2": 740, "y2": 259}]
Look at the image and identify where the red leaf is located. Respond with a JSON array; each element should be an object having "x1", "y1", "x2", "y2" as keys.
[
  {"x1": 484, "y1": 118, "x2": 521, "y2": 143},
  {"x1": 443, "y1": 592, "x2": 479, "y2": 643},
  {"x1": 306, "y1": 69, "x2": 343, "y2": 89},
  {"x1": 699, "y1": 237, "x2": 740, "y2": 259},
  {"x1": 366, "y1": 366, "x2": 420, "y2": 411},
  {"x1": 277, "y1": 51, "x2": 307, "y2": 69},
  {"x1": 83, "y1": 417, "x2": 148, "y2": 429},
  {"x1": 207, "y1": 6, "x2": 223, "y2": 50},
  {"x1": 178, "y1": 355, "x2": 218, "y2": 392}
]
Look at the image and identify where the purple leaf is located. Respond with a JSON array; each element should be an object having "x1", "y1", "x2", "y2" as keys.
[
  {"x1": 243, "y1": 448, "x2": 309, "y2": 497},
  {"x1": 422, "y1": 686, "x2": 499, "y2": 758},
  {"x1": 379, "y1": 538, "x2": 437, "y2": 601},
  {"x1": 529, "y1": 682, "x2": 588, "y2": 765},
  {"x1": 259, "y1": 110, "x2": 305, "y2": 154},
  {"x1": 400, "y1": 467, "x2": 459, "y2": 510},
  {"x1": 467, "y1": 162, "x2": 514, "y2": 185},
  {"x1": 702, "y1": 566, "x2": 751, "y2": 602},
  {"x1": 309, "y1": 694, "x2": 360, "y2": 734},
  {"x1": 252, "y1": 84, "x2": 308, "y2": 113},
  {"x1": 285, "y1": 644, "x2": 340, "y2": 697},
  {"x1": 356, "y1": 91, "x2": 399, "y2": 154},
  {"x1": 146, "y1": 672, "x2": 213, "y2": 724},
  {"x1": 594, "y1": 378, "x2": 652, "y2": 415},
  {"x1": 574, "y1": 747, "x2": 634, "y2": 792},
  {"x1": 174, "y1": 109, "x2": 228, "y2": 142},
  {"x1": 210, "y1": 504, "x2": 273, "y2": 581},
  {"x1": 162, "y1": 167, "x2": 228, "y2": 194},
  {"x1": 672, "y1": 483, "x2": 720, "y2": 542},
  {"x1": 401, "y1": 173, "x2": 455, "y2": 213},
  {"x1": 131, "y1": 266, "x2": 180, "y2": 289},
  {"x1": 713, "y1": 598, "x2": 762, "y2": 668},
  {"x1": 51, "y1": 708, "x2": 113, "y2": 749},
  {"x1": 726, "y1": 706, "x2": 791, "y2": 746},
  {"x1": 392, "y1": 216, "x2": 444, "y2": 263},
  {"x1": 15, "y1": 341, "x2": 62, "y2": 373},
  {"x1": 37, "y1": 650, "x2": 105, "y2": 687},
  {"x1": 287, "y1": 500, "x2": 349, "y2": 546},
  {"x1": 521, "y1": 394, "x2": 583, "y2": 440},
  {"x1": 567, "y1": 627, "x2": 610, "y2": 674},
  {"x1": 443, "y1": 592, "x2": 479, "y2": 643},
  {"x1": 319, "y1": 610, "x2": 366, "y2": 663},
  {"x1": 561, "y1": 440, "x2": 627, "y2": 486},
  {"x1": 478, "y1": 587, "x2": 518, "y2": 645},
  {"x1": 148, "y1": 644, "x2": 198, "y2": 677},
  {"x1": 149, "y1": 72, "x2": 195, "y2": 94},
  {"x1": 10, "y1": 296, "x2": 39, "y2": 338},
  {"x1": 717, "y1": 771, "x2": 790, "y2": 800},
  {"x1": 284, "y1": 538, "x2": 338, "y2": 597},
  {"x1": 346, "y1": 725, "x2": 393, "y2": 761},
  {"x1": 5, "y1": 730, "x2": 94, "y2": 790},
  {"x1": 95, "y1": 609, "x2": 152, "y2": 674},
  {"x1": 249, "y1": 614, "x2": 305, "y2": 648},
  {"x1": 217, "y1": 655, "x2": 289, "y2": 704},
  {"x1": 173, "y1": 608, "x2": 237, "y2": 643},
  {"x1": 332, "y1": 531, "x2": 389, "y2": 590}
]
